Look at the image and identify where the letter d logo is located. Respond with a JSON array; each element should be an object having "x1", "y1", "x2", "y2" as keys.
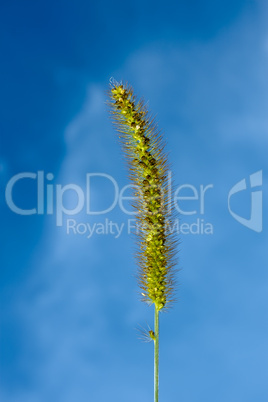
[{"x1": 228, "y1": 170, "x2": 262, "y2": 232}]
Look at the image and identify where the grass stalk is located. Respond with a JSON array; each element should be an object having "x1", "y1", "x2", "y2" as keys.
[
  {"x1": 154, "y1": 306, "x2": 159, "y2": 402},
  {"x1": 108, "y1": 78, "x2": 178, "y2": 402}
]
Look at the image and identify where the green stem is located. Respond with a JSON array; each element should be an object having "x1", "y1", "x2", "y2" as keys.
[{"x1": 154, "y1": 306, "x2": 159, "y2": 402}]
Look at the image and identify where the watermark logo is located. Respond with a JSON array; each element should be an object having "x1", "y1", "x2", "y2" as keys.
[
  {"x1": 228, "y1": 170, "x2": 262, "y2": 232},
  {"x1": 4, "y1": 170, "x2": 263, "y2": 236}
]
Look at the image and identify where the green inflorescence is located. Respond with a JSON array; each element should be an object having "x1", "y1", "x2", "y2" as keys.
[{"x1": 109, "y1": 80, "x2": 177, "y2": 311}]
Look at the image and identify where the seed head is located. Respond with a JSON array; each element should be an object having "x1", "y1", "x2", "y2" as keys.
[{"x1": 108, "y1": 79, "x2": 178, "y2": 311}]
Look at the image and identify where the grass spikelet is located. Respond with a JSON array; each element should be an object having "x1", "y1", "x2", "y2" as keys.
[
  {"x1": 136, "y1": 323, "x2": 155, "y2": 343},
  {"x1": 108, "y1": 79, "x2": 177, "y2": 312}
]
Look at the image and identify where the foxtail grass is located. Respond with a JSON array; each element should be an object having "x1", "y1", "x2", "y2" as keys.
[{"x1": 108, "y1": 78, "x2": 178, "y2": 402}]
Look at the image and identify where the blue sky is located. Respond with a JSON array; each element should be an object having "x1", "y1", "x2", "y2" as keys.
[{"x1": 0, "y1": 1, "x2": 267, "y2": 401}]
